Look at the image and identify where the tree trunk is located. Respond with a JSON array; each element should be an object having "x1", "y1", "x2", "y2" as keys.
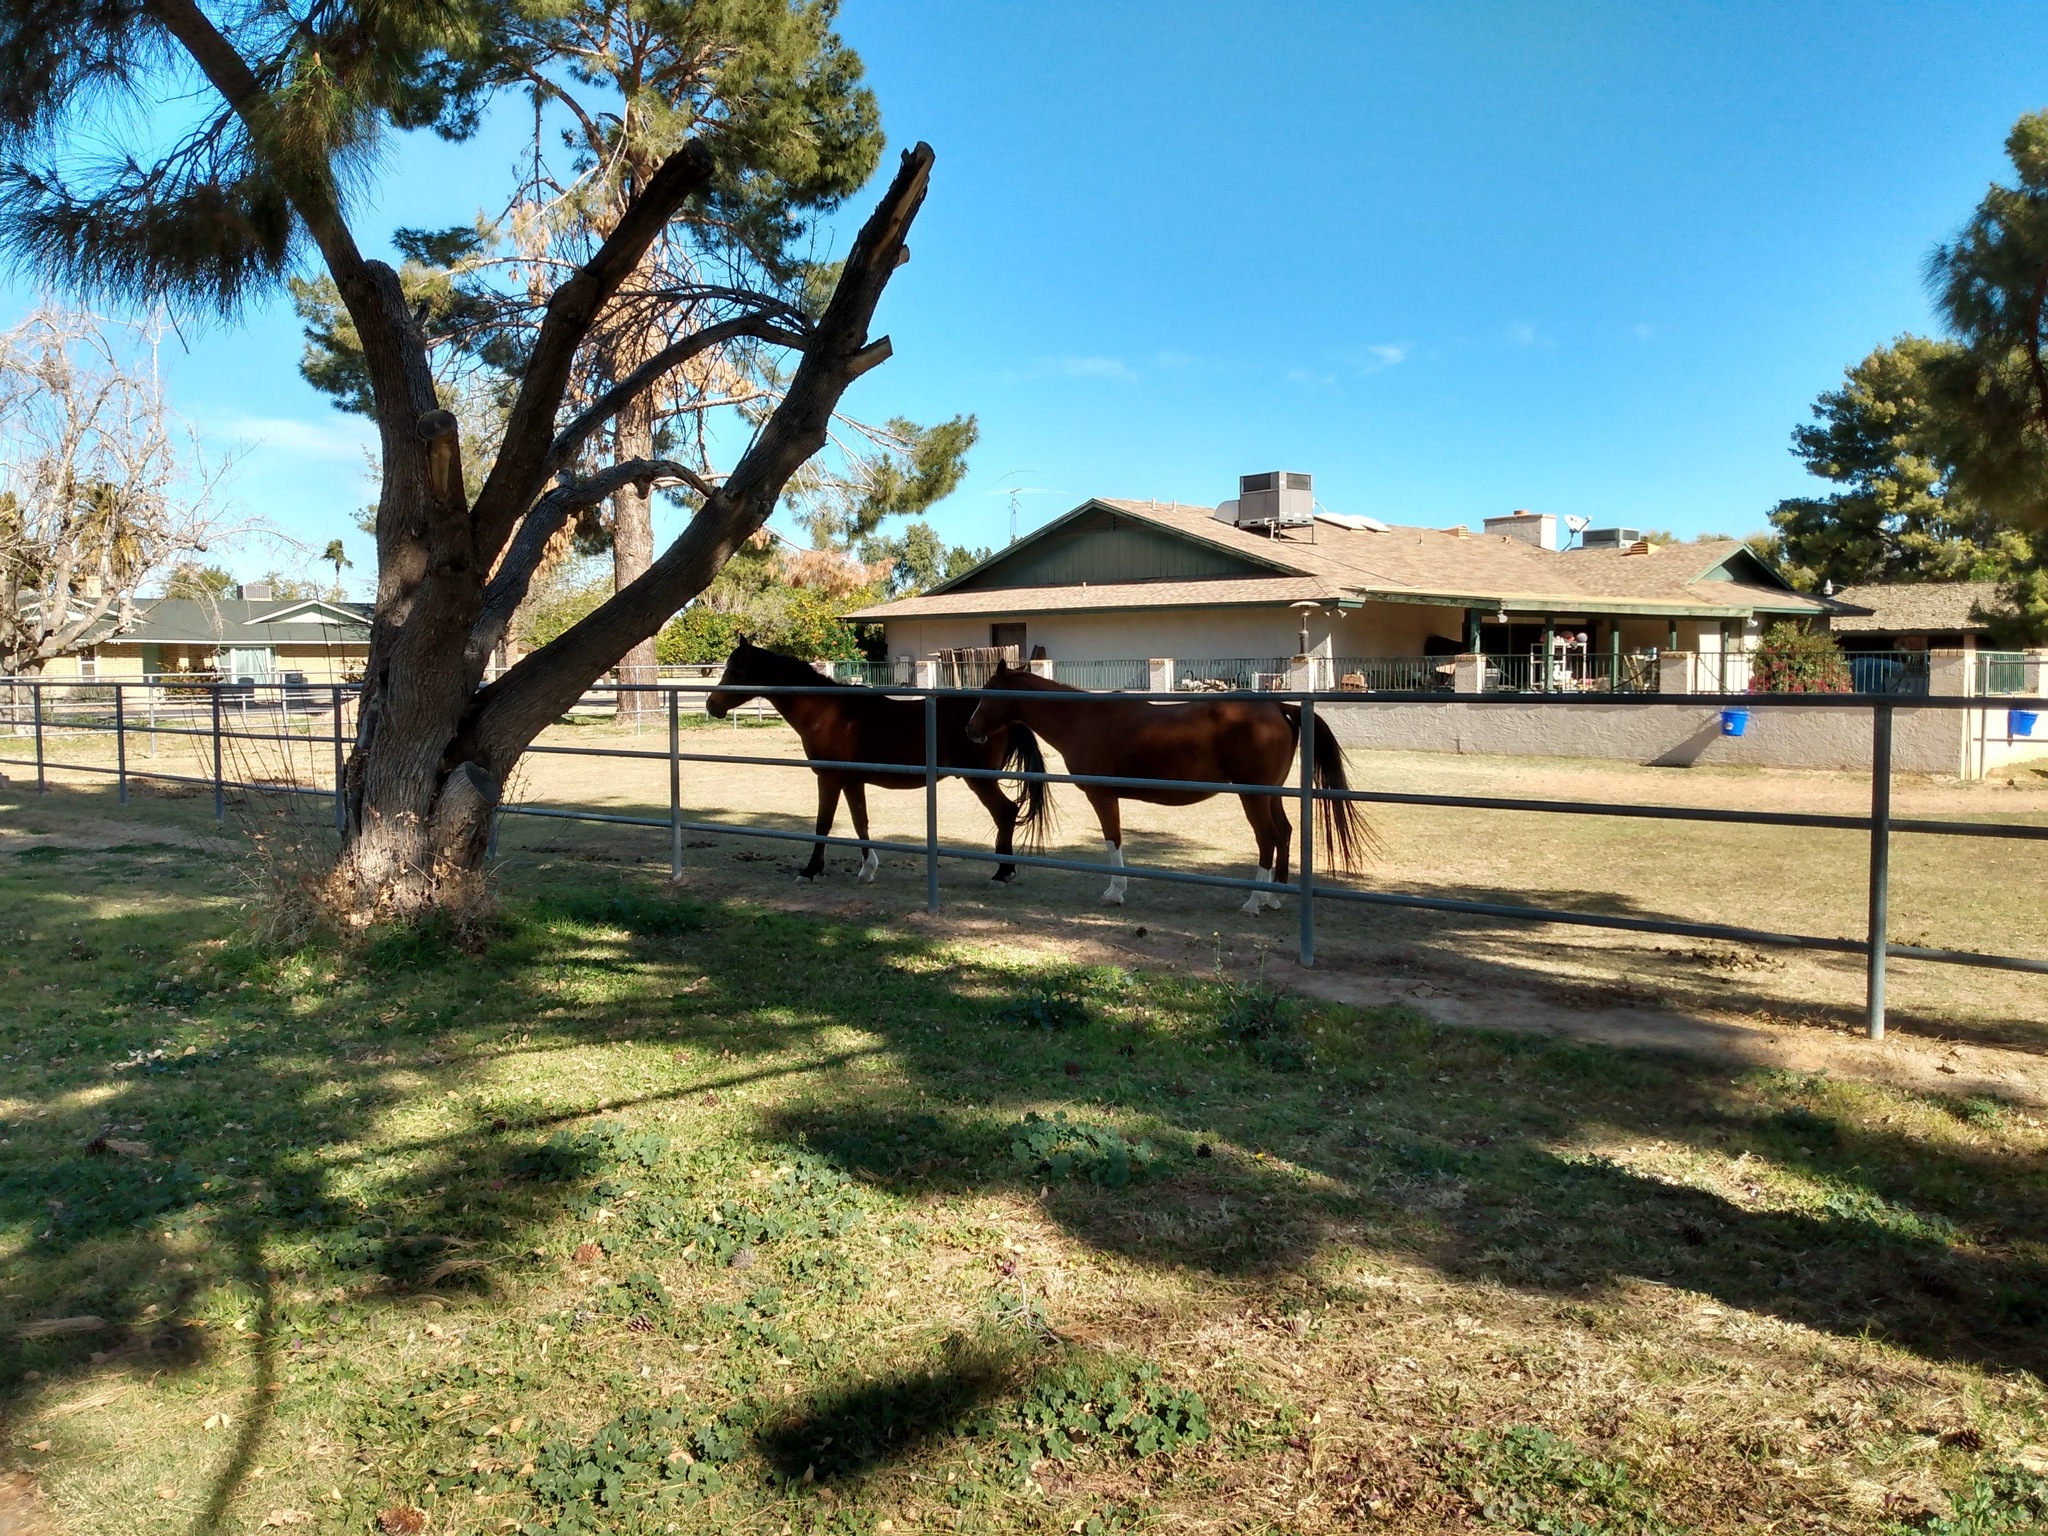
[
  {"x1": 611, "y1": 396, "x2": 658, "y2": 725},
  {"x1": 318, "y1": 144, "x2": 936, "y2": 925}
]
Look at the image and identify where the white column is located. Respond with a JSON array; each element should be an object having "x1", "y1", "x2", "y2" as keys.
[
  {"x1": 1147, "y1": 657, "x2": 1173, "y2": 693},
  {"x1": 913, "y1": 658, "x2": 938, "y2": 689},
  {"x1": 1453, "y1": 654, "x2": 1483, "y2": 694}
]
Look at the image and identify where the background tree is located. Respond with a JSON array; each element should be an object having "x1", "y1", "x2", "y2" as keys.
[
  {"x1": 0, "y1": 0, "x2": 941, "y2": 919},
  {"x1": 290, "y1": 0, "x2": 973, "y2": 718},
  {"x1": 0, "y1": 307, "x2": 231, "y2": 676},
  {"x1": 1763, "y1": 336, "x2": 2030, "y2": 591},
  {"x1": 322, "y1": 538, "x2": 352, "y2": 596}
]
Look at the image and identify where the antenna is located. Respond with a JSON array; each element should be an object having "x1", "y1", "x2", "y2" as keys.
[{"x1": 985, "y1": 470, "x2": 1046, "y2": 546}]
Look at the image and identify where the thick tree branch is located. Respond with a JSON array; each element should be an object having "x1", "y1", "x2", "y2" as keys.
[
  {"x1": 144, "y1": 0, "x2": 437, "y2": 427},
  {"x1": 464, "y1": 455, "x2": 705, "y2": 676},
  {"x1": 543, "y1": 313, "x2": 808, "y2": 476},
  {"x1": 469, "y1": 139, "x2": 718, "y2": 562},
  {"x1": 461, "y1": 144, "x2": 935, "y2": 765}
]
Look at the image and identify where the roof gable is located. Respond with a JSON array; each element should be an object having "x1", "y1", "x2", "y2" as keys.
[
  {"x1": 934, "y1": 500, "x2": 1297, "y2": 594},
  {"x1": 246, "y1": 598, "x2": 370, "y2": 628}
]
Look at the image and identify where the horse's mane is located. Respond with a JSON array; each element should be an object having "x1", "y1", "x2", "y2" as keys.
[{"x1": 741, "y1": 644, "x2": 855, "y2": 688}]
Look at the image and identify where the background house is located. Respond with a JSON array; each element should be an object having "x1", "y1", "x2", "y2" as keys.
[
  {"x1": 848, "y1": 479, "x2": 1829, "y2": 688},
  {"x1": 36, "y1": 583, "x2": 371, "y2": 683}
]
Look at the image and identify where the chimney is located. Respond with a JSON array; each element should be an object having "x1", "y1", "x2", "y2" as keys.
[
  {"x1": 238, "y1": 581, "x2": 272, "y2": 601},
  {"x1": 1443, "y1": 524, "x2": 1469, "y2": 538},
  {"x1": 1482, "y1": 510, "x2": 1559, "y2": 551}
]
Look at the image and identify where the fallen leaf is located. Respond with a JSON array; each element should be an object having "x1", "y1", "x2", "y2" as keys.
[
  {"x1": 14, "y1": 1316, "x2": 106, "y2": 1339},
  {"x1": 202, "y1": 1412, "x2": 231, "y2": 1431},
  {"x1": 260, "y1": 1511, "x2": 314, "y2": 1528},
  {"x1": 27, "y1": 1442, "x2": 49, "y2": 1453},
  {"x1": 377, "y1": 1507, "x2": 428, "y2": 1534},
  {"x1": 572, "y1": 1242, "x2": 601, "y2": 1265},
  {"x1": 156, "y1": 1483, "x2": 177, "y2": 1500}
]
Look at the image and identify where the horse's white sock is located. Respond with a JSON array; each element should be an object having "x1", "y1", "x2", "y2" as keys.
[
  {"x1": 1240, "y1": 865, "x2": 1272, "y2": 916},
  {"x1": 857, "y1": 848, "x2": 878, "y2": 883},
  {"x1": 1099, "y1": 841, "x2": 1128, "y2": 905}
]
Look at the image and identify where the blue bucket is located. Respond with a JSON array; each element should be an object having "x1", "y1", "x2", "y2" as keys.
[
  {"x1": 1720, "y1": 709, "x2": 1749, "y2": 738},
  {"x1": 2011, "y1": 709, "x2": 2039, "y2": 738}
]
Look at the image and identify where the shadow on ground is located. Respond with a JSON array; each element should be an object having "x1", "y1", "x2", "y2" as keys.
[{"x1": 3, "y1": 792, "x2": 2047, "y2": 1524}]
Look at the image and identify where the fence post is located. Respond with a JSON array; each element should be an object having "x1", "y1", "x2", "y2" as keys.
[
  {"x1": 924, "y1": 689, "x2": 940, "y2": 914},
  {"x1": 331, "y1": 686, "x2": 346, "y2": 835},
  {"x1": 1298, "y1": 695, "x2": 1316, "y2": 968},
  {"x1": 210, "y1": 686, "x2": 224, "y2": 823},
  {"x1": 669, "y1": 686, "x2": 683, "y2": 881},
  {"x1": 32, "y1": 682, "x2": 45, "y2": 795},
  {"x1": 115, "y1": 683, "x2": 127, "y2": 805},
  {"x1": 1866, "y1": 703, "x2": 1893, "y2": 1041},
  {"x1": 147, "y1": 679, "x2": 156, "y2": 758}
]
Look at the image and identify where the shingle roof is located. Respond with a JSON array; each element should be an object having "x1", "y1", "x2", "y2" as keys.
[
  {"x1": 846, "y1": 575, "x2": 1334, "y2": 621},
  {"x1": 91, "y1": 597, "x2": 372, "y2": 646},
  {"x1": 1828, "y1": 581, "x2": 2006, "y2": 635},
  {"x1": 852, "y1": 499, "x2": 1828, "y2": 621}
]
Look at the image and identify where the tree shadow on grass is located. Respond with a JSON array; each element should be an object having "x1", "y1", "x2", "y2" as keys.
[
  {"x1": 4, "y1": 829, "x2": 2048, "y2": 1527},
  {"x1": 753, "y1": 1336, "x2": 1018, "y2": 1483}
]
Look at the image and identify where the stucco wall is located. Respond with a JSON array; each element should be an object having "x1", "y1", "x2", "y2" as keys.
[
  {"x1": 1321, "y1": 700, "x2": 1971, "y2": 775},
  {"x1": 881, "y1": 601, "x2": 1463, "y2": 663}
]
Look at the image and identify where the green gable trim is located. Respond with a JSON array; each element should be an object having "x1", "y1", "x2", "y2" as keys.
[{"x1": 932, "y1": 500, "x2": 1295, "y2": 594}]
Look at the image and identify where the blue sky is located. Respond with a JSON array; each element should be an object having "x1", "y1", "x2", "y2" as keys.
[{"x1": 9, "y1": 2, "x2": 2048, "y2": 590}]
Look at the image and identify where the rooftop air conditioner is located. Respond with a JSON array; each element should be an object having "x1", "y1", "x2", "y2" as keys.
[{"x1": 1229, "y1": 471, "x2": 1314, "y2": 529}]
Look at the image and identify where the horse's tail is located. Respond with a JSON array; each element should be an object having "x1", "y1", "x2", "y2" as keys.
[
  {"x1": 1282, "y1": 705, "x2": 1377, "y2": 873},
  {"x1": 1004, "y1": 725, "x2": 1057, "y2": 851}
]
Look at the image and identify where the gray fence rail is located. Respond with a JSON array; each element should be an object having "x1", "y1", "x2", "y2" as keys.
[{"x1": 4, "y1": 678, "x2": 2043, "y2": 1042}]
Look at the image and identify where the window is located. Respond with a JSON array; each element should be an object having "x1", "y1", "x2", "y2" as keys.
[
  {"x1": 76, "y1": 647, "x2": 97, "y2": 679},
  {"x1": 990, "y1": 623, "x2": 1026, "y2": 656}
]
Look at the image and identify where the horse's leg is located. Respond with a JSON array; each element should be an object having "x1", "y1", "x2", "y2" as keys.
[
  {"x1": 1086, "y1": 791, "x2": 1128, "y2": 905},
  {"x1": 845, "y1": 781, "x2": 877, "y2": 883},
  {"x1": 1269, "y1": 794, "x2": 1293, "y2": 909},
  {"x1": 1237, "y1": 793, "x2": 1277, "y2": 916},
  {"x1": 968, "y1": 773, "x2": 1021, "y2": 884},
  {"x1": 799, "y1": 773, "x2": 842, "y2": 881}
]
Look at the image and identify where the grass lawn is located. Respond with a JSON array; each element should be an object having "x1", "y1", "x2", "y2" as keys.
[{"x1": 4, "y1": 785, "x2": 2048, "y2": 1533}]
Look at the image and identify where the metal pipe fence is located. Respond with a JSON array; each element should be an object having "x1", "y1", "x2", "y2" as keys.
[{"x1": 4, "y1": 677, "x2": 2044, "y2": 1042}]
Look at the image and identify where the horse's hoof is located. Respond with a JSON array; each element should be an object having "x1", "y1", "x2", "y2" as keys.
[
  {"x1": 1239, "y1": 898, "x2": 1265, "y2": 917},
  {"x1": 1262, "y1": 894, "x2": 1285, "y2": 912},
  {"x1": 795, "y1": 873, "x2": 818, "y2": 884},
  {"x1": 990, "y1": 871, "x2": 1017, "y2": 886},
  {"x1": 1099, "y1": 891, "x2": 1126, "y2": 906}
]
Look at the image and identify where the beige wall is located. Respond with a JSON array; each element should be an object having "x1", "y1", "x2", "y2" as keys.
[
  {"x1": 882, "y1": 601, "x2": 1464, "y2": 662},
  {"x1": 1323, "y1": 700, "x2": 1972, "y2": 775}
]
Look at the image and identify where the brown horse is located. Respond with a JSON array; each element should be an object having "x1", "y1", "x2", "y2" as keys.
[
  {"x1": 705, "y1": 640, "x2": 1052, "y2": 883},
  {"x1": 963, "y1": 661, "x2": 1370, "y2": 911}
]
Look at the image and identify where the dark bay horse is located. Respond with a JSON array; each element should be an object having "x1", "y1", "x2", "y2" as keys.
[
  {"x1": 963, "y1": 661, "x2": 1370, "y2": 911},
  {"x1": 705, "y1": 641, "x2": 1052, "y2": 884}
]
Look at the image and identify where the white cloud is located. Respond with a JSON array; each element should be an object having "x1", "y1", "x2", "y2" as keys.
[
  {"x1": 206, "y1": 410, "x2": 379, "y2": 462},
  {"x1": 1286, "y1": 367, "x2": 1337, "y2": 386},
  {"x1": 1505, "y1": 322, "x2": 1542, "y2": 348},
  {"x1": 1360, "y1": 342, "x2": 1408, "y2": 371},
  {"x1": 1043, "y1": 355, "x2": 1137, "y2": 383}
]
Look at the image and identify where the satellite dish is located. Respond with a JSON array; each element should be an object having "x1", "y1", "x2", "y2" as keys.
[{"x1": 1565, "y1": 515, "x2": 1590, "y2": 533}]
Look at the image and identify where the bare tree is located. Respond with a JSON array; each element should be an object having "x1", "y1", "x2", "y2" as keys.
[{"x1": 0, "y1": 307, "x2": 230, "y2": 677}]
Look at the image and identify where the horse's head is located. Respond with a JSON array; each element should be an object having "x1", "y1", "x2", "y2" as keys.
[
  {"x1": 705, "y1": 636, "x2": 761, "y2": 719},
  {"x1": 964, "y1": 659, "x2": 1025, "y2": 744}
]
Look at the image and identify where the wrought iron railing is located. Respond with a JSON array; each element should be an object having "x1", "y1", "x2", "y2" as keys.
[{"x1": 1844, "y1": 650, "x2": 1932, "y2": 697}]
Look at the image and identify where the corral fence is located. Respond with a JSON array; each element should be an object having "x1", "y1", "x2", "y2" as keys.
[{"x1": 4, "y1": 677, "x2": 2044, "y2": 1044}]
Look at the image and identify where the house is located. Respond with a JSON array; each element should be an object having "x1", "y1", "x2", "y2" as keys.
[
  {"x1": 35, "y1": 583, "x2": 372, "y2": 683},
  {"x1": 847, "y1": 478, "x2": 1831, "y2": 687}
]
